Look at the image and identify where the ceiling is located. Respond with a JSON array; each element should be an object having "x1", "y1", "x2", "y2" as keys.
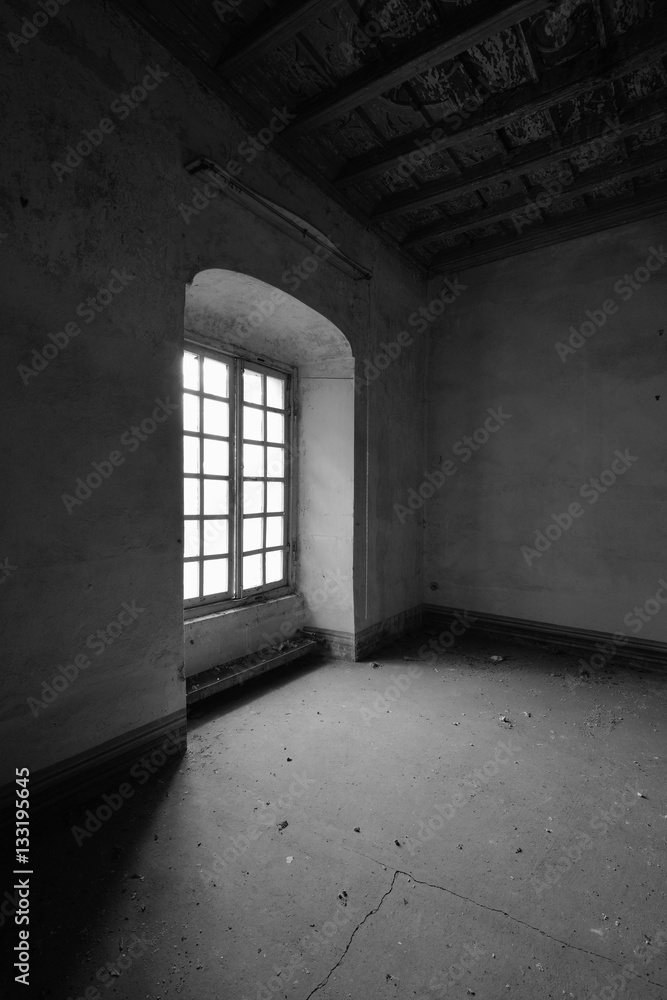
[{"x1": 118, "y1": 0, "x2": 667, "y2": 273}]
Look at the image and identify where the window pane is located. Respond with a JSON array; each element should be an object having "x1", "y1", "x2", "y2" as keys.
[
  {"x1": 243, "y1": 517, "x2": 263, "y2": 552},
  {"x1": 184, "y1": 561, "x2": 199, "y2": 600},
  {"x1": 266, "y1": 411, "x2": 284, "y2": 444},
  {"x1": 203, "y1": 519, "x2": 228, "y2": 556},
  {"x1": 203, "y1": 398, "x2": 229, "y2": 437},
  {"x1": 203, "y1": 357, "x2": 229, "y2": 398},
  {"x1": 203, "y1": 558, "x2": 228, "y2": 596},
  {"x1": 184, "y1": 435, "x2": 199, "y2": 474},
  {"x1": 243, "y1": 369, "x2": 263, "y2": 404},
  {"x1": 203, "y1": 438, "x2": 228, "y2": 476},
  {"x1": 266, "y1": 482, "x2": 284, "y2": 512},
  {"x1": 204, "y1": 479, "x2": 229, "y2": 516},
  {"x1": 265, "y1": 549, "x2": 284, "y2": 584},
  {"x1": 243, "y1": 553, "x2": 263, "y2": 590},
  {"x1": 267, "y1": 447, "x2": 284, "y2": 478},
  {"x1": 183, "y1": 352, "x2": 199, "y2": 391},
  {"x1": 243, "y1": 443, "x2": 264, "y2": 477},
  {"x1": 266, "y1": 515, "x2": 284, "y2": 548},
  {"x1": 184, "y1": 478, "x2": 199, "y2": 516},
  {"x1": 266, "y1": 376, "x2": 284, "y2": 410},
  {"x1": 184, "y1": 520, "x2": 200, "y2": 558},
  {"x1": 183, "y1": 393, "x2": 199, "y2": 432},
  {"x1": 243, "y1": 480, "x2": 264, "y2": 514},
  {"x1": 243, "y1": 406, "x2": 264, "y2": 441}
]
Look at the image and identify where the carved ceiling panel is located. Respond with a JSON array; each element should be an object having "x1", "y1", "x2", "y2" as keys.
[{"x1": 119, "y1": 0, "x2": 667, "y2": 272}]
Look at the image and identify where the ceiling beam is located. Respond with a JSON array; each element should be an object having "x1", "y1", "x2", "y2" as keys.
[
  {"x1": 335, "y1": 14, "x2": 667, "y2": 188},
  {"x1": 283, "y1": 0, "x2": 552, "y2": 137},
  {"x1": 398, "y1": 98, "x2": 667, "y2": 241},
  {"x1": 403, "y1": 140, "x2": 667, "y2": 246},
  {"x1": 428, "y1": 185, "x2": 667, "y2": 274},
  {"x1": 216, "y1": 0, "x2": 340, "y2": 75},
  {"x1": 372, "y1": 91, "x2": 667, "y2": 220}
]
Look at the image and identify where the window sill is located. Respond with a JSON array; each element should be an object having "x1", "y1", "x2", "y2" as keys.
[{"x1": 184, "y1": 588, "x2": 296, "y2": 624}]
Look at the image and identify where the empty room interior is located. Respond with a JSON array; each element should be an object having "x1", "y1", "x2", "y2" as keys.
[{"x1": 2, "y1": 0, "x2": 667, "y2": 997}]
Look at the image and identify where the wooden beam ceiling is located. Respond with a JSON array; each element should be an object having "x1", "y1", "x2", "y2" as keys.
[
  {"x1": 216, "y1": 0, "x2": 340, "y2": 75},
  {"x1": 374, "y1": 93, "x2": 667, "y2": 225},
  {"x1": 335, "y1": 14, "x2": 667, "y2": 189},
  {"x1": 284, "y1": 0, "x2": 553, "y2": 138},
  {"x1": 428, "y1": 184, "x2": 667, "y2": 274},
  {"x1": 404, "y1": 140, "x2": 667, "y2": 247}
]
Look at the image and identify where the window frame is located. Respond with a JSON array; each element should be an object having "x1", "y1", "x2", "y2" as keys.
[{"x1": 183, "y1": 340, "x2": 297, "y2": 620}]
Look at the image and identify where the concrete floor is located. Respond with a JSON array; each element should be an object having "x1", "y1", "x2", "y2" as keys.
[{"x1": 29, "y1": 631, "x2": 667, "y2": 1000}]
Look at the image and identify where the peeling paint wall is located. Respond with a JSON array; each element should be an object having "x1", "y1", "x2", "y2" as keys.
[
  {"x1": 425, "y1": 218, "x2": 667, "y2": 640},
  {"x1": 0, "y1": 0, "x2": 426, "y2": 783}
]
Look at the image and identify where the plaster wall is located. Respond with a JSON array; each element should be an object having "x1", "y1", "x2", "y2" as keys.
[
  {"x1": 425, "y1": 218, "x2": 667, "y2": 640},
  {"x1": 0, "y1": 0, "x2": 426, "y2": 782}
]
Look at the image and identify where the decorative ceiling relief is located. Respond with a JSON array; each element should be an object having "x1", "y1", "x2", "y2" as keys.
[
  {"x1": 609, "y1": 0, "x2": 656, "y2": 34},
  {"x1": 504, "y1": 112, "x2": 554, "y2": 146},
  {"x1": 259, "y1": 42, "x2": 330, "y2": 103},
  {"x1": 556, "y1": 84, "x2": 615, "y2": 133},
  {"x1": 126, "y1": 0, "x2": 667, "y2": 272},
  {"x1": 528, "y1": 1, "x2": 599, "y2": 70},
  {"x1": 321, "y1": 114, "x2": 379, "y2": 158},
  {"x1": 621, "y1": 60, "x2": 667, "y2": 101},
  {"x1": 364, "y1": 92, "x2": 427, "y2": 137},
  {"x1": 465, "y1": 28, "x2": 530, "y2": 91}
]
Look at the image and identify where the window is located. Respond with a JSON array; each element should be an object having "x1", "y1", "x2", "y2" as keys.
[{"x1": 182, "y1": 345, "x2": 293, "y2": 613}]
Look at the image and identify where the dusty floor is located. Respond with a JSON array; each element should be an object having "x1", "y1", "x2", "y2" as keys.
[{"x1": 26, "y1": 630, "x2": 667, "y2": 999}]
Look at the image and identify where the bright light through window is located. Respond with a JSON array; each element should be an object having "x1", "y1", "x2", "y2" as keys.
[{"x1": 183, "y1": 347, "x2": 291, "y2": 608}]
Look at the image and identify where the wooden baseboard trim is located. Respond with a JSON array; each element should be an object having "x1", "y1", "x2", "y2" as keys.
[
  {"x1": 303, "y1": 606, "x2": 423, "y2": 661},
  {"x1": 0, "y1": 709, "x2": 187, "y2": 823},
  {"x1": 423, "y1": 604, "x2": 667, "y2": 670},
  {"x1": 354, "y1": 605, "x2": 423, "y2": 660},
  {"x1": 301, "y1": 626, "x2": 355, "y2": 659}
]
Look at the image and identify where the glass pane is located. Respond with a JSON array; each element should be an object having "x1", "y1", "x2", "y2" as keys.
[
  {"x1": 266, "y1": 515, "x2": 284, "y2": 548},
  {"x1": 184, "y1": 435, "x2": 199, "y2": 474},
  {"x1": 266, "y1": 376, "x2": 285, "y2": 410},
  {"x1": 243, "y1": 480, "x2": 264, "y2": 514},
  {"x1": 243, "y1": 369, "x2": 263, "y2": 404},
  {"x1": 266, "y1": 482, "x2": 284, "y2": 512},
  {"x1": 265, "y1": 549, "x2": 284, "y2": 584},
  {"x1": 203, "y1": 357, "x2": 228, "y2": 398},
  {"x1": 184, "y1": 478, "x2": 199, "y2": 516},
  {"x1": 203, "y1": 558, "x2": 228, "y2": 596},
  {"x1": 203, "y1": 398, "x2": 229, "y2": 437},
  {"x1": 243, "y1": 517, "x2": 263, "y2": 553},
  {"x1": 267, "y1": 447, "x2": 284, "y2": 478},
  {"x1": 243, "y1": 406, "x2": 264, "y2": 441},
  {"x1": 203, "y1": 438, "x2": 228, "y2": 475},
  {"x1": 204, "y1": 478, "x2": 229, "y2": 516},
  {"x1": 184, "y1": 561, "x2": 199, "y2": 600},
  {"x1": 243, "y1": 443, "x2": 264, "y2": 477},
  {"x1": 266, "y1": 411, "x2": 284, "y2": 444},
  {"x1": 183, "y1": 352, "x2": 199, "y2": 391},
  {"x1": 183, "y1": 393, "x2": 199, "y2": 432},
  {"x1": 203, "y1": 519, "x2": 228, "y2": 556},
  {"x1": 184, "y1": 520, "x2": 200, "y2": 558},
  {"x1": 243, "y1": 553, "x2": 263, "y2": 590}
]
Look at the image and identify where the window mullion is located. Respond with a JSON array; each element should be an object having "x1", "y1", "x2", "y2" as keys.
[{"x1": 234, "y1": 359, "x2": 243, "y2": 599}]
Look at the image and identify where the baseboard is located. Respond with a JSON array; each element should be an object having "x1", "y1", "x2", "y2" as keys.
[
  {"x1": 303, "y1": 605, "x2": 422, "y2": 661},
  {"x1": 186, "y1": 638, "x2": 320, "y2": 703},
  {"x1": 423, "y1": 604, "x2": 667, "y2": 670},
  {"x1": 354, "y1": 605, "x2": 423, "y2": 660},
  {"x1": 301, "y1": 626, "x2": 356, "y2": 659},
  {"x1": 0, "y1": 709, "x2": 187, "y2": 824}
]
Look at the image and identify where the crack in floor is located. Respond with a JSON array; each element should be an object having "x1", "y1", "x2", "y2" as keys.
[
  {"x1": 305, "y1": 866, "x2": 666, "y2": 997},
  {"x1": 304, "y1": 870, "x2": 401, "y2": 999}
]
